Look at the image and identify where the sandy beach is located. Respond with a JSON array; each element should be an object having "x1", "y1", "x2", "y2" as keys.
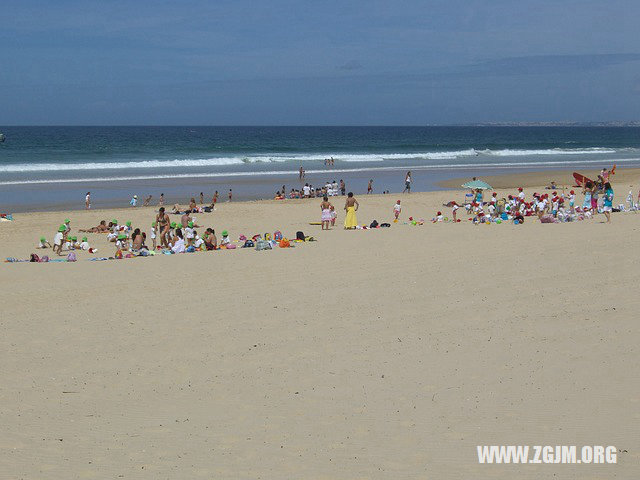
[{"x1": 1, "y1": 168, "x2": 639, "y2": 478}]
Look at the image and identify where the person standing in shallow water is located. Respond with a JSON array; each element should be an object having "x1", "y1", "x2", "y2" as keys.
[{"x1": 344, "y1": 192, "x2": 359, "y2": 229}]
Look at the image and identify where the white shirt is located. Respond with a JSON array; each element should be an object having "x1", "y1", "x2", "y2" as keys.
[
  {"x1": 54, "y1": 232, "x2": 64, "y2": 246},
  {"x1": 452, "y1": 205, "x2": 459, "y2": 212},
  {"x1": 80, "y1": 241, "x2": 90, "y2": 250},
  {"x1": 220, "y1": 236, "x2": 230, "y2": 245},
  {"x1": 518, "y1": 191, "x2": 525, "y2": 201},
  {"x1": 171, "y1": 238, "x2": 185, "y2": 253},
  {"x1": 303, "y1": 186, "x2": 310, "y2": 196},
  {"x1": 184, "y1": 227, "x2": 194, "y2": 239},
  {"x1": 394, "y1": 204, "x2": 402, "y2": 212},
  {"x1": 150, "y1": 227, "x2": 156, "y2": 239},
  {"x1": 194, "y1": 237, "x2": 204, "y2": 248}
]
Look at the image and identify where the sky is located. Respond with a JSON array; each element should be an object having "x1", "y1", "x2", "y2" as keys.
[{"x1": 2, "y1": 0, "x2": 640, "y2": 125}]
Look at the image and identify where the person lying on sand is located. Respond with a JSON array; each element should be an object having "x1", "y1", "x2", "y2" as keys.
[{"x1": 80, "y1": 220, "x2": 109, "y2": 233}]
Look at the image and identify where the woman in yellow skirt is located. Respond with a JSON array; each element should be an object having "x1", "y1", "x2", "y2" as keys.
[{"x1": 344, "y1": 192, "x2": 359, "y2": 229}]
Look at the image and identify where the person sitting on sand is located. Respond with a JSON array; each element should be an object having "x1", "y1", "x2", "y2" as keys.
[
  {"x1": 219, "y1": 230, "x2": 231, "y2": 247},
  {"x1": 170, "y1": 229, "x2": 185, "y2": 253},
  {"x1": 344, "y1": 192, "x2": 359, "y2": 229},
  {"x1": 131, "y1": 228, "x2": 147, "y2": 251},
  {"x1": 193, "y1": 231, "x2": 204, "y2": 250},
  {"x1": 189, "y1": 197, "x2": 197, "y2": 212},
  {"x1": 203, "y1": 228, "x2": 217, "y2": 250},
  {"x1": 171, "y1": 204, "x2": 181, "y2": 214},
  {"x1": 184, "y1": 221, "x2": 195, "y2": 246},
  {"x1": 79, "y1": 237, "x2": 90, "y2": 250}
]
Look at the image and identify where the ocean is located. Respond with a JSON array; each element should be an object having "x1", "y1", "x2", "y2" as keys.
[{"x1": 1, "y1": 126, "x2": 639, "y2": 211}]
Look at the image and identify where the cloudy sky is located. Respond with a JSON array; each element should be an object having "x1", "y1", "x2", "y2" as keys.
[{"x1": 2, "y1": 0, "x2": 640, "y2": 125}]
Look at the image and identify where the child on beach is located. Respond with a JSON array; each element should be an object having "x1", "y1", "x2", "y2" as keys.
[
  {"x1": 53, "y1": 225, "x2": 65, "y2": 255},
  {"x1": 130, "y1": 195, "x2": 138, "y2": 207},
  {"x1": 150, "y1": 222, "x2": 157, "y2": 250},
  {"x1": 79, "y1": 237, "x2": 90, "y2": 250},
  {"x1": 603, "y1": 182, "x2": 614, "y2": 223},
  {"x1": 228, "y1": 189, "x2": 233, "y2": 202},
  {"x1": 569, "y1": 190, "x2": 576, "y2": 213},
  {"x1": 393, "y1": 200, "x2": 402, "y2": 221},
  {"x1": 452, "y1": 202, "x2": 460, "y2": 221},
  {"x1": 220, "y1": 230, "x2": 231, "y2": 247},
  {"x1": 330, "y1": 205, "x2": 336, "y2": 226},
  {"x1": 193, "y1": 231, "x2": 204, "y2": 250},
  {"x1": 184, "y1": 221, "x2": 195, "y2": 245},
  {"x1": 38, "y1": 237, "x2": 51, "y2": 249},
  {"x1": 158, "y1": 193, "x2": 164, "y2": 206}
]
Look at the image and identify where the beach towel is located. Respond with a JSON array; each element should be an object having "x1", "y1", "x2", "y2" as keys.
[{"x1": 344, "y1": 206, "x2": 358, "y2": 229}]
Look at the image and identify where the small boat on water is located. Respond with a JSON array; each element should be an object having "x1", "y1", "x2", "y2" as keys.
[{"x1": 0, "y1": 133, "x2": 5, "y2": 142}]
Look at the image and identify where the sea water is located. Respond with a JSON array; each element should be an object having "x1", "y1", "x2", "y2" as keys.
[{"x1": 0, "y1": 126, "x2": 639, "y2": 211}]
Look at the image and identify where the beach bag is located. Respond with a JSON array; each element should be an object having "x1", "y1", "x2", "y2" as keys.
[
  {"x1": 66, "y1": 252, "x2": 77, "y2": 262},
  {"x1": 296, "y1": 231, "x2": 305, "y2": 241},
  {"x1": 279, "y1": 238, "x2": 290, "y2": 248},
  {"x1": 264, "y1": 233, "x2": 272, "y2": 241},
  {"x1": 186, "y1": 246, "x2": 195, "y2": 252},
  {"x1": 115, "y1": 249, "x2": 123, "y2": 259},
  {"x1": 273, "y1": 230, "x2": 283, "y2": 241},
  {"x1": 369, "y1": 220, "x2": 379, "y2": 228},
  {"x1": 39, "y1": 255, "x2": 49, "y2": 263},
  {"x1": 255, "y1": 239, "x2": 272, "y2": 251},
  {"x1": 226, "y1": 243, "x2": 236, "y2": 249},
  {"x1": 30, "y1": 253, "x2": 40, "y2": 263},
  {"x1": 243, "y1": 240, "x2": 255, "y2": 248},
  {"x1": 380, "y1": 223, "x2": 391, "y2": 227}
]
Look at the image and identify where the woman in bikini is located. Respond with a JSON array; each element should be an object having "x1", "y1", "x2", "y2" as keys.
[{"x1": 156, "y1": 207, "x2": 170, "y2": 248}]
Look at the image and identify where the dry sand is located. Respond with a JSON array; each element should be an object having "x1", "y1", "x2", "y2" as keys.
[{"x1": 1, "y1": 170, "x2": 639, "y2": 478}]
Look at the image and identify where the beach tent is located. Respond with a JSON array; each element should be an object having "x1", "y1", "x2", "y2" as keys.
[{"x1": 462, "y1": 180, "x2": 492, "y2": 190}]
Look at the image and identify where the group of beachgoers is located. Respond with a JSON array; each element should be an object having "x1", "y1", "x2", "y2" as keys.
[
  {"x1": 443, "y1": 181, "x2": 616, "y2": 225},
  {"x1": 279, "y1": 180, "x2": 346, "y2": 200}
]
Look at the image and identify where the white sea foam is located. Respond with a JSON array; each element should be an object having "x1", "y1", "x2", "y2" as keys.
[
  {"x1": 1, "y1": 157, "x2": 638, "y2": 186},
  {"x1": 0, "y1": 147, "x2": 625, "y2": 173}
]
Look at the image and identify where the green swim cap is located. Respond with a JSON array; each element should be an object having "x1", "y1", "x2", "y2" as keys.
[
  {"x1": 188, "y1": 221, "x2": 193, "y2": 227},
  {"x1": 126, "y1": 221, "x2": 131, "y2": 226},
  {"x1": 152, "y1": 221, "x2": 156, "y2": 227},
  {"x1": 170, "y1": 222, "x2": 176, "y2": 228},
  {"x1": 71, "y1": 236, "x2": 77, "y2": 241},
  {"x1": 58, "y1": 225, "x2": 66, "y2": 232},
  {"x1": 64, "y1": 219, "x2": 70, "y2": 223},
  {"x1": 40, "y1": 237, "x2": 46, "y2": 242},
  {"x1": 112, "y1": 219, "x2": 118, "y2": 224},
  {"x1": 82, "y1": 237, "x2": 87, "y2": 242},
  {"x1": 118, "y1": 234, "x2": 126, "y2": 240},
  {"x1": 222, "y1": 230, "x2": 228, "y2": 236}
]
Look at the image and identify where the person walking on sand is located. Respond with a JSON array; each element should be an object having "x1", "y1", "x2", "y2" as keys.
[
  {"x1": 85, "y1": 192, "x2": 91, "y2": 209},
  {"x1": 320, "y1": 195, "x2": 333, "y2": 230},
  {"x1": 156, "y1": 207, "x2": 170, "y2": 248},
  {"x1": 344, "y1": 192, "x2": 359, "y2": 229},
  {"x1": 158, "y1": 193, "x2": 165, "y2": 207},
  {"x1": 403, "y1": 171, "x2": 412, "y2": 193},
  {"x1": 367, "y1": 179, "x2": 373, "y2": 194}
]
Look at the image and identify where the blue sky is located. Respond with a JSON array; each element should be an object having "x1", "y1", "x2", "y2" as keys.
[{"x1": 2, "y1": 0, "x2": 640, "y2": 125}]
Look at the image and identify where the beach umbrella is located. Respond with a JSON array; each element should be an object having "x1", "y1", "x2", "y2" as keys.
[{"x1": 462, "y1": 180, "x2": 492, "y2": 190}]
